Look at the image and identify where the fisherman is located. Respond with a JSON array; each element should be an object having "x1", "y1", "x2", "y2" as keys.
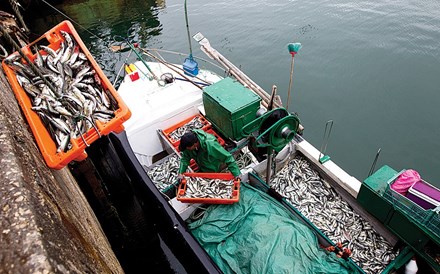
[{"x1": 177, "y1": 129, "x2": 241, "y2": 179}]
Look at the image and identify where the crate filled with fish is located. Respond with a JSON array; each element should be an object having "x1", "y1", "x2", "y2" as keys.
[
  {"x1": 145, "y1": 153, "x2": 181, "y2": 193},
  {"x1": 171, "y1": 127, "x2": 226, "y2": 154},
  {"x1": 233, "y1": 147, "x2": 259, "y2": 169},
  {"x1": 1, "y1": 20, "x2": 131, "y2": 169},
  {"x1": 144, "y1": 153, "x2": 197, "y2": 198},
  {"x1": 268, "y1": 155, "x2": 399, "y2": 274},
  {"x1": 177, "y1": 173, "x2": 240, "y2": 204},
  {"x1": 162, "y1": 114, "x2": 211, "y2": 147}
]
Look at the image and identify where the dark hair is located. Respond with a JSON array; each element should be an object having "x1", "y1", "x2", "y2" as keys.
[{"x1": 179, "y1": 131, "x2": 198, "y2": 151}]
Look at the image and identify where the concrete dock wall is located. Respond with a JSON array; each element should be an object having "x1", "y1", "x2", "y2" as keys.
[{"x1": 0, "y1": 69, "x2": 123, "y2": 273}]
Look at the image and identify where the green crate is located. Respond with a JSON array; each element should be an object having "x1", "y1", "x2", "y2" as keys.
[
  {"x1": 424, "y1": 210, "x2": 439, "y2": 237},
  {"x1": 387, "y1": 209, "x2": 430, "y2": 250},
  {"x1": 357, "y1": 165, "x2": 398, "y2": 223},
  {"x1": 384, "y1": 173, "x2": 440, "y2": 240},
  {"x1": 203, "y1": 77, "x2": 261, "y2": 140}
]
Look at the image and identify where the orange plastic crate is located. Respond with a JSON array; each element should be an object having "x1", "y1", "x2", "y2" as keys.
[
  {"x1": 205, "y1": 128, "x2": 225, "y2": 147},
  {"x1": 2, "y1": 21, "x2": 131, "y2": 169},
  {"x1": 173, "y1": 126, "x2": 225, "y2": 152},
  {"x1": 177, "y1": 172, "x2": 240, "y2": 204},
  {"x1": 163, "y1": 114, "x2": 211, "y2": 146}
]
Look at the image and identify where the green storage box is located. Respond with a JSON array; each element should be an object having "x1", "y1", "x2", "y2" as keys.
[
  {"x1": 203, "y1": 77, "x2": 261, "y2": 140},
  {"x1": 387, "y1": 208, "x2": 430, "y2": 250},
  {"x1": 357, "y1": 165, "x2": 397, "y2": 223}
]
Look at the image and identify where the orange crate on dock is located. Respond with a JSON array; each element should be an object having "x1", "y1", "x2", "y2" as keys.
[
  {"x1": 2, "y1": 21, "x2": 131, "y2": 169},
  {"x1": 163, "y1": 114, "x2": 211, "y2": 146},
  {"x1": 177, "y1": 173, "x2": 240, "y2": 204}
]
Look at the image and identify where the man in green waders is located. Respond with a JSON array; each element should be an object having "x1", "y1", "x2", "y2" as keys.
[{"x1": 178, "y1": 129, "x2": 241, "y2": 179}]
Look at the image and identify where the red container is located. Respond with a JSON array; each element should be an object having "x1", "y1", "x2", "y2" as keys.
[
  {"x1": 205, "y1": 128, "x2": 225, "y2": 147},
  {"x1": 173, "y1": 126, "x2": 226, "y2": 152},
  {"x1": 163, "y1": 114, "x2": 211, "y2": 146},
  {"x1": 2, "y1": 21, "x2": 131, "y2": 169},
  {"x1": 129, "y1": 72, "x2": 140, "y2": 81},
  {"x1": 189, "y1": 159, "x2": 199, "y2": 171},
  {"x1": 177, "y1": 172, "x2": 240, "y2": 204}
]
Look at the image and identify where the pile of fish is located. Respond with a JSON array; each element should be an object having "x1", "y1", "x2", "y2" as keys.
[
  {"x1": 181, "y1": 177, "x2": 235, "y2": 199},
  {"x1": 145, "y1": 154, "x2": 181, "y2": 192},
  {"x1": 168, "y1": 116, "x2": 207, "y2": 141},
  {"x1": 269, "y1": 155, "x2": 399, "y2": 274},
  {"x1": 4, "y1": 30, "x2": 117, "y2": 152},
  {"x1": 234, "y1": 149, "x2": 257, "y2": 169}
]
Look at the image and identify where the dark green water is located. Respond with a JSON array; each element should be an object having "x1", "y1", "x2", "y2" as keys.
[{"x1": 30, "y1": 0, "x2": 440, "y2": 186}]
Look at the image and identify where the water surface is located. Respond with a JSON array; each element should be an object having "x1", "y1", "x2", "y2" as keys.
[{"x1": 30, "y1": 0, "x2": 440, "y2": 186}]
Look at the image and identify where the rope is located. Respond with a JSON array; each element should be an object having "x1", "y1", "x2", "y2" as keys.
[
  {"x1": 139, "y1": 48, "x2": 204, "y2": 90},
  {"x1": 112, "y1": 49, "x2": 134, "y2": 86},
  {"x1": 0, "y1": 44, "x2": 8, "y2": 59},
  {"x1": 0, "y1": 25, "x2": 58, "y2": 96},
  {"x1": 40, "y1": 0, "x2": 106, "y2": 44},
  {"x1": 144, "y1": 49, "x2": 211, "y2": 85},
  {"x1": 8, "y1": 0, "x2": 29, "y2": 33}
]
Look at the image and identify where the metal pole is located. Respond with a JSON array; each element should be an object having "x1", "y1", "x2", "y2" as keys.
[
  {"x1": 266, "y1": 147, "x2": 273, "y2": 184},
  {"x1": 184, "y1": 0, "x2": 193, "y2": 58},
  {"x1": 368, "y1": 148, "x2": 382, "y2": 177},
  {"x1": 196, "y1": 35, "x2": 275, "y2": 107},
  {"x1": 286, "y1": 56, "x2": 294, "y2": 111}
]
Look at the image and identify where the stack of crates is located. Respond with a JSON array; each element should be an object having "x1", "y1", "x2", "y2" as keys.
[
  {"x1": 162, "y1": 114, "x2": 212, "y2": 148},
  {"x1": 162, "y1": 114, "x2": 227, "y2": 171}
]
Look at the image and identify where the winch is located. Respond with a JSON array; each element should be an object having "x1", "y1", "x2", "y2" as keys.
[
  {"x1": 241, "y1": 107, "x2": 300, "y2": 184},
  {"x1": 241, "y1": 108, "x2": 299, "y2": 153}
]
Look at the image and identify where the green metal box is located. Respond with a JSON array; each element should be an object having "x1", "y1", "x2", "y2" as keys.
[
  {"x1": 387, "y1": 208, "x2": 430, "y2": 250},
  {"x1": 360, "y1": 165, "x2": 440, "y2": 264},
  {"x1": 203, "y1": 77, "x2": 261, "y2": 140},
  {"x1": 357, "y1": 165, "x2": 397, "y2": 223}
]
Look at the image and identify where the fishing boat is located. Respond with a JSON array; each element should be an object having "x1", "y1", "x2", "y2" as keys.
[
  {"x1": 105, "y1": 30, "x2": 439, "y2": 273},
  {"x1": 3, "y1": 17, "x2": 439, "y2": 273}
]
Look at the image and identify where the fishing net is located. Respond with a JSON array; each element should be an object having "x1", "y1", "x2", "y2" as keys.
[{"x1": 188, "y1": 183, "x2": 357, "y2": 274}]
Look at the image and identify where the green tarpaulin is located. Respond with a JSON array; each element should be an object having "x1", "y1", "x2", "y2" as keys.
[{"x1": 188, "y1": 183, "x2": 357, "y2": 274}]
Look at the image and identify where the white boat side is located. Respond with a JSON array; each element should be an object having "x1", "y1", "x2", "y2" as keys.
[{"x1": 117, "y1": 61, "x2": 222, "y2": 166}]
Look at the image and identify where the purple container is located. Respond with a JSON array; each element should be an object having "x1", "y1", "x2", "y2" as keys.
[{"x1": 406, "y1": 180, "x2": 440, "y2": 210}]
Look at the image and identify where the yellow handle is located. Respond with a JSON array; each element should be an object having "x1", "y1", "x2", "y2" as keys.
[{"x1": 124, "y1": 64, "x2": 137, "y2": 74}]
